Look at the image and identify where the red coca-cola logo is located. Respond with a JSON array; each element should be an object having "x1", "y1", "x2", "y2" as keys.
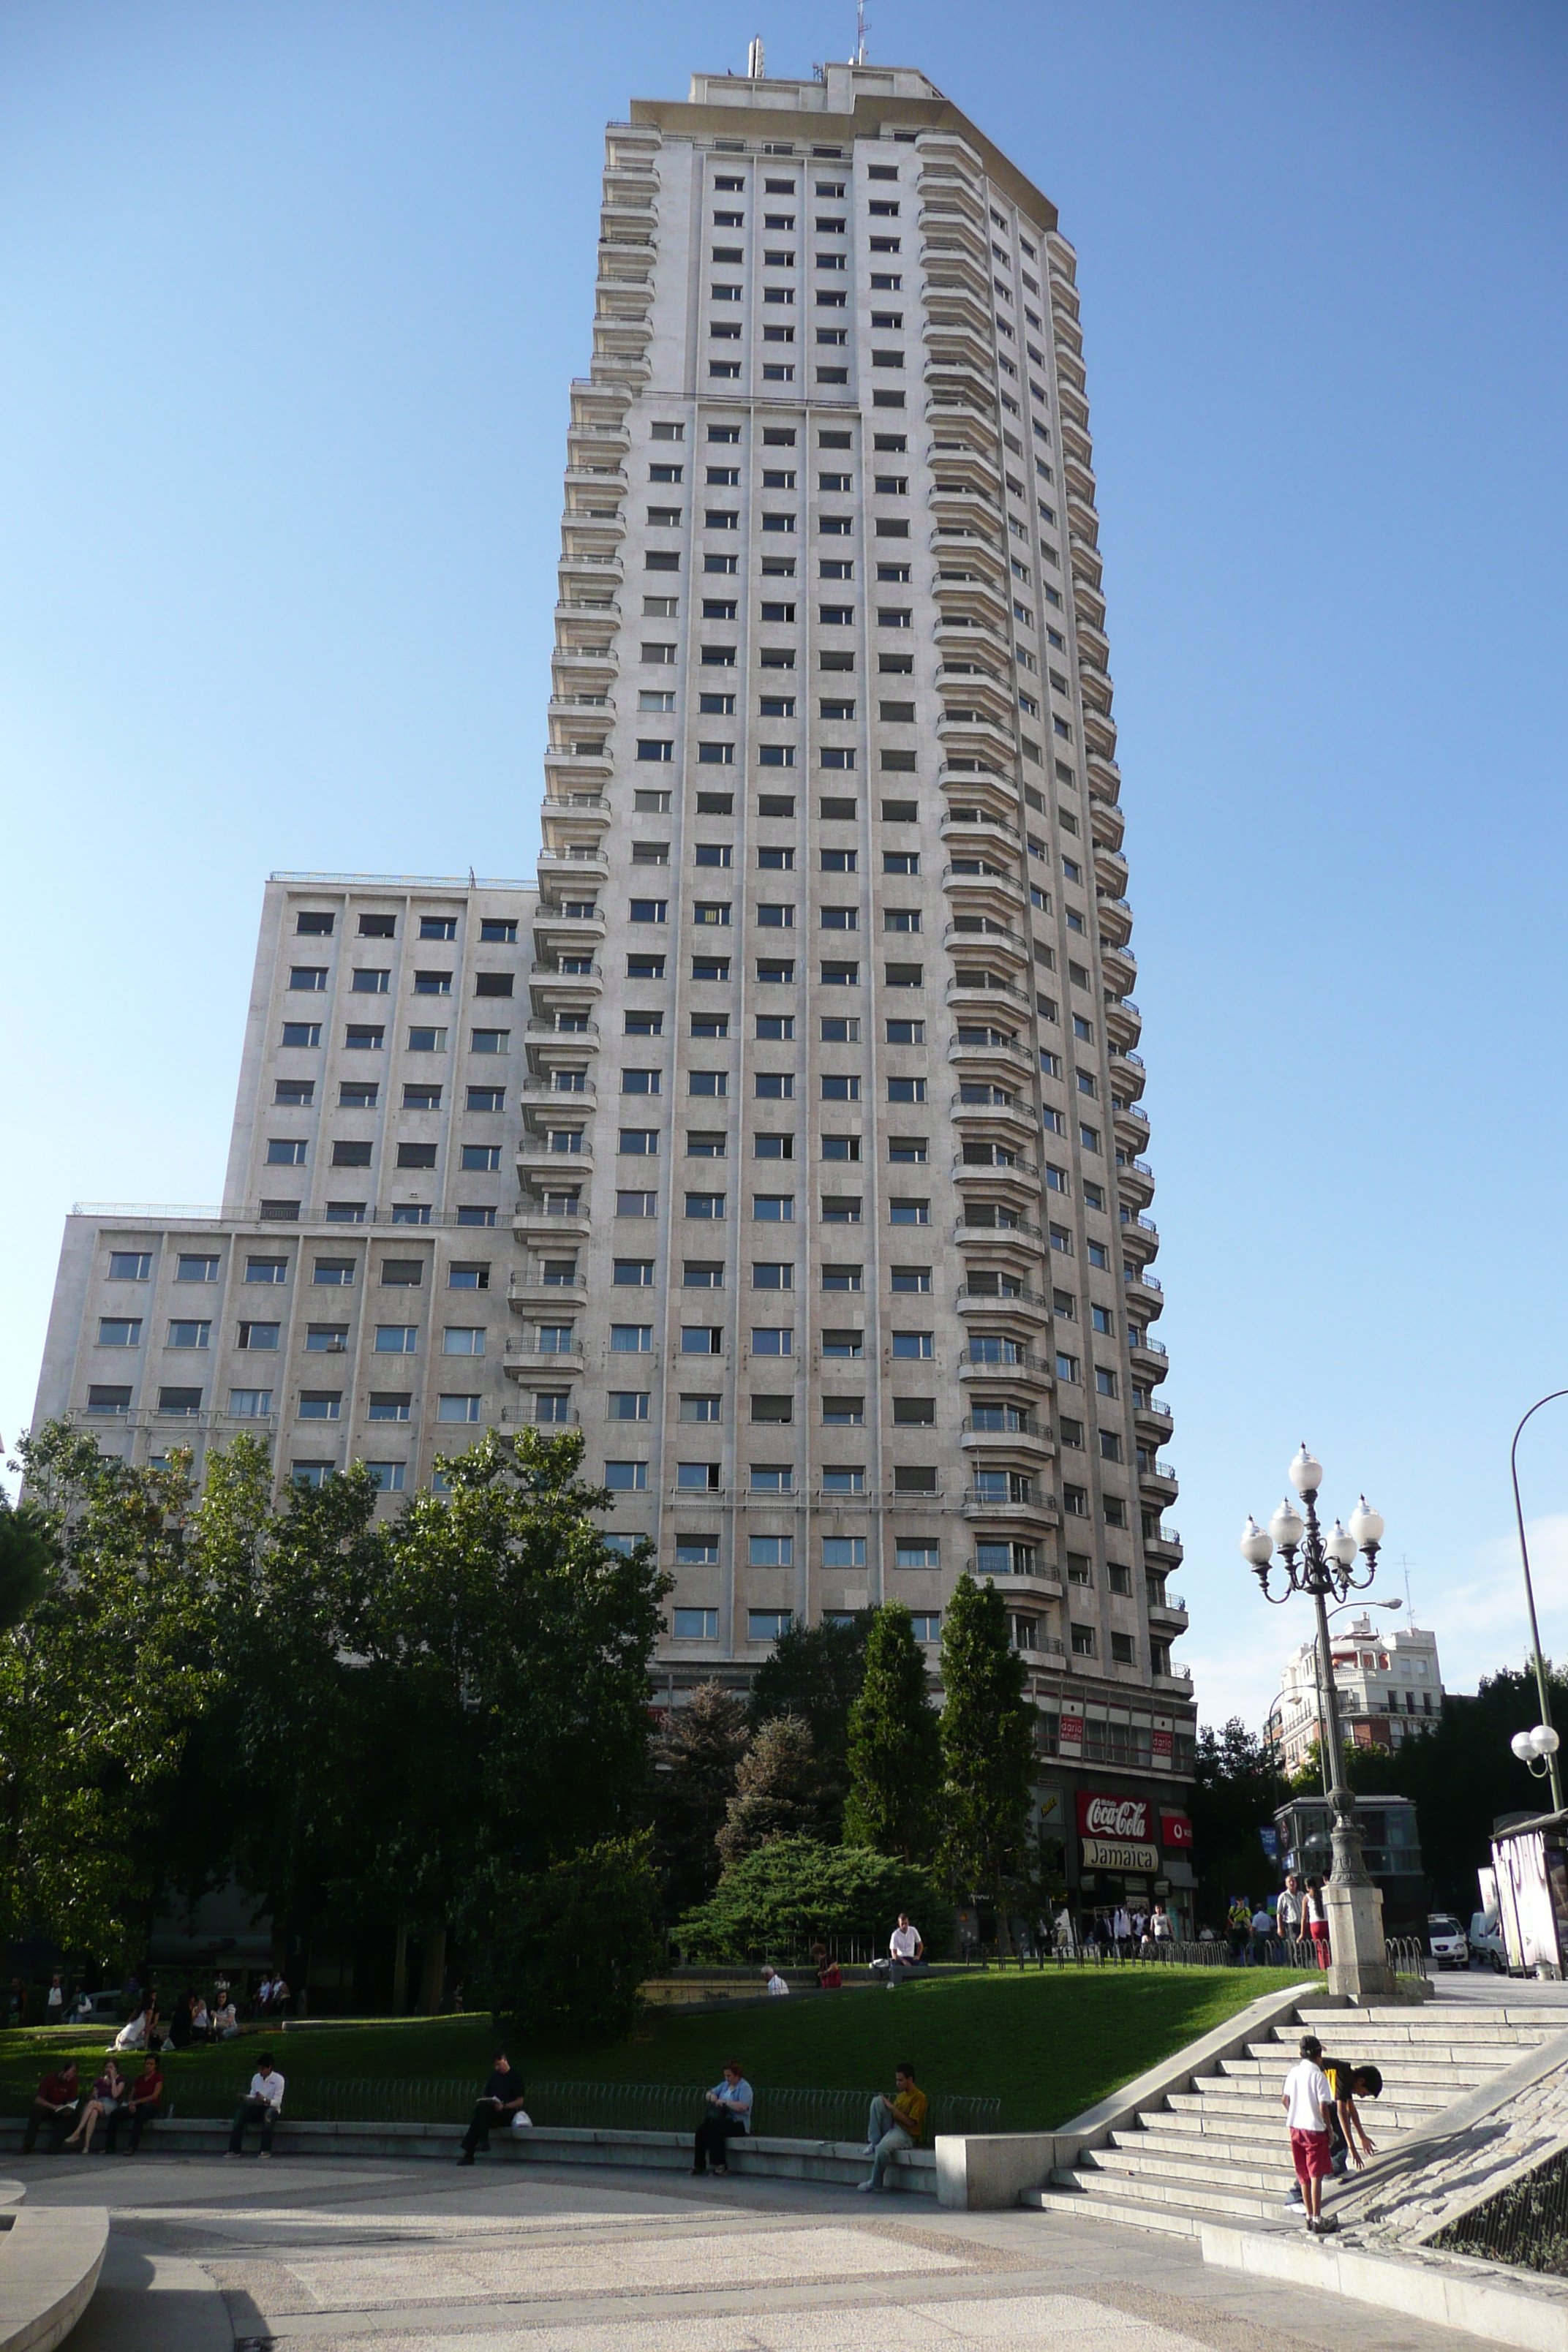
[{"x1": 1077, "y1": 1792, "x2": 1150, "y2": 1841}]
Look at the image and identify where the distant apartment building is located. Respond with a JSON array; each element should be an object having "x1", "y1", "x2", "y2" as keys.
[
  {"x1": 1269, "y1": 1613, "x2": 1444, "y2": 1776},
  {"x1": 31, "y1": 61, "x2": 1194, "y2": 1923}
]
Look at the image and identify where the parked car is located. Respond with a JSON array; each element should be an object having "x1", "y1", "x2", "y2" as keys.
[
  {"x1": 1428, "y1": 1913, "x2": 1469, "y2": 1970},
  {"x1": 1469, "y1": 1910, "x2": 1507, "y2": 1972}
]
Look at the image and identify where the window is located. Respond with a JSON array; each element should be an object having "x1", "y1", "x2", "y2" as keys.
[
  {"x1": 107, "y1": 1251, "x2": 153, "y2": 1281},
  {"x1": 290, "y1": 966, "x2": 328, "y2": 993},
  {"x1": 753, "y1": 1194, "x2": 794, "y2": 1221},
  {"x1": 367, "y1": 1392, "x2": 411, "y2": 1422},
  {"x1": 748, "y1": 1610, "x2": 793, "y2": 1643},
  {"x1": 448, "y1": 1262, "x2": 490, "y2": 1290},
  {"x1": 614, "y1": 1259, "x2": 656, "y2": 1286},
  {"x1": 822, "y1": 1396, "x2": 864, "y2": 1425},
  {"x1": 236, "y1": 1320, "x2": 279, "y2": 1352},
  {"x1": 680, "y1": 1394, "x2": 721, "y2": 1422},
  {"x1": 617, "y1": 1191, "x2": 657, "y2": 1220},
  {"x1": 435, "y1": 1394, "x2": 480, "y2": 1425},
  {"x1": 611, "y1": 1324, "x2": 653, "y2": 1353},
  {"x1": 822, "y1": 1537, "x2": 866, "y2": 1568},
  {"x1": 685, "y1": 1191, "x2": 725, "y2": 1220},
  {"x1": 267, "y1": 1139, "x2": 307, "y2": 1166},
  {"x1": 755, "y1": 1134, "x2": 794, "y2": 1160},
  {"x1": 1057, "y1": 1352, "x2": 1080, "y2": 1383},
  {"x1": 609, "y1": 1391, "x2": 650, "y2": 1421},
  {"x1": 674, "y1": 1607, "x2": 719, "y2": 1640},
  {"x1": 751, "y1": 1466, "x2": 794, "y2": 1493},
  {"x1": 892, "y1": 1330, "x2": 933, "y2": 1358},
  {"x1": 619, "y1": 1129, "x2": 658, "y2": 1156},
  {"x1": 157, "y1": 1385, "x2": 203, "y2": 1416},
  {"x1": 751, "y1": 1391, "x2": 794, "y2": 1420},
  {"x1": 606, "y1": 1460, "x2": 649, "y2": 1493},
  {"x1": 1091, "y1": 1305, "x2": 1115, "y2": 1335},
  {"x1": 678, "y1": 1462, "x2": 721, "y2": 1491},
  {"x1": 167, "y1": 1319, "x2": 211, "y2": 1349},
  {"x1": 97, "y1": 1317, "x2": 141, "y2": 1347},
  {"x1": 1110, "y1": 1632, "x2": 1137, "y2": 1666},
  {"x1": 681, "y1": 1326, "x2": 723, "y2": 1355},
  {"x1": 298, "y1": 1390, "x2": 341, "y2": 1421},
  {"x1": 889, "y1": 1198, "x2": 929, "y2": 1226}
]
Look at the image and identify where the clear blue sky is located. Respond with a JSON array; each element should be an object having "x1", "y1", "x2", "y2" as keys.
[{"x1": 4, "y1": 1, "x2": 1565, "y2": 1738}]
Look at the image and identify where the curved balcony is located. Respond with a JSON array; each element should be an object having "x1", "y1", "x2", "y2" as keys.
[
  {"x1": 1086, "y1": 748, "x2": 1121, "y2": 801},
  {"x1": 1082, "y1": 705, "x2": 1117, "y2": 762},
  {"x1": 1128, "y1": 1330, "x2": 1169, "y2": 1379},
  {"x1": 537, "y1": 846, "x2": 610, "y2": 889},
  {"x1": 934, "y1": 573, "x2": 1010, "y2": 633},
  {"x1": 1147, "y1": 1591, "x2": 1189, "y2": 1629},
  {"x1": 508, "y1": 1271, "x2": 589, "y2": 1312},
  {"x1": 953, "y1": 1212, "x2": 1043, "y2": 1248},
  {"x1": 958, "y1": 1343, "x2": 1051, "y2": 1382},
  {"x1": 541, "y1": 794, "x2": 611, "y2": 837},
  {"x1": 1104, "y1": 996, "x2": 1141, "y2": 1052},
  {"x1": 947, "y1": 1026, "x2": 1031, "y2": 1077},
  {"x1": 930, "y1": 482, "x2": 1001, "y2": 540},
  {"x1": 1108, "y1": 1047, "x2": 1144, "y2": 1100},
  {"x1": 961, "y1": 1489, "x2": 1060, "y2": 1526},
  {"x1": 953, "y1": 1158, "x2": 1041, "y2": 1211},
  {"x1": 1096, "y1": 896, "x2": 1133, "y2": 950},
  {"x1": 529, "y1": 960, "x2": 604, "y2": 1005},
  {"x1": 1139, "y1": 1460, "x2": 1180, "y2": 1508},
  {"x1": 943, "y1": 924, "x2": 1028, "y2": 975},
  {"x1": 533, "y1": 905, "x2": 608, "y2": 954},
  {"x1": 1123, "y1": 1265, "x2": 1163, "y2": 1318},
  {"x1": 525, "y1": 1014, "x2": 600, "y2": 1047},
  {"x1": 553, "y1": 594, "x2": 620, "y2": 625},
  {"x1": 943, "y1": 867, "x2": 1024, "y2": 921},
  {"x1": 938, "y1": 769, "x2": 1019, "y2": 817},
  {"x1": 1143, "y1": 1526, "x2": 1183, "y2": 1565},
  {"x1": 962, "y1": 1417, "x2": 1055, "y2": 1460},
  {"x1": 950, "y1": 1089, "x2": 1033, "y2": 1136},
  {"x1": 503, "y1": 1341, "x2": 587, "y2": 1380},
  {"x1": 521, "y1": 1079, "x2": 597, "y2": 1114},
  {"x1": 513, "y1": 1199, "x2": 591, "y2": 1242},
  {"x1": 516, "y1": 1136, "x2": 593, "y2": 1179},
  {"x1": 938, "y1": 712, "x2": 1017, "y2": 767},
  {"x1": 955, "y1": 1282, "x2": 1050, "y2": 1327},
  {"x1": 933, "y1": 611, "x2": 1012, "y2": 663},
  {"x1": 1114, "y1": 1104, "x2": 1150, "y2": 1156},
  {"x1": 945, "y1": 970, "x2": 1030, "y2": 1014},
  {"x1": 1101, "y1": 941, "x2": 1137, "y2": 994}
]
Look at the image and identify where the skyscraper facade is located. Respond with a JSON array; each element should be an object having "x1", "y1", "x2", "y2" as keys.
[{"x1": 32, "y1": 62, "x2": 1195, "y2": 1921}]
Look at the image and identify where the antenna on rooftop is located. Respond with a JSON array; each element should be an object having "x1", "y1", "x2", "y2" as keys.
[
  {"x1": 747, "y1": 36, "x2": 765, "y2": 78},
  {"x1": 855, "y1": 0, "x2": 870, "y2": 64},
  {"x1": 1399, "y1": 1554, "x2": 1417, "y2": 1627}
]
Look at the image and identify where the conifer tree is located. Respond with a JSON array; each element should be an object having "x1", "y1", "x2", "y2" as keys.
[
  {"x1": 843, "y1": 1602, "x2": 940, "y2": 1860},
  {"x1": 938, "y1": 1573, "x2": 1036, "y2": 1952}
]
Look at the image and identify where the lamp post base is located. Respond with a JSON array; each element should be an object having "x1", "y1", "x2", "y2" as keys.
[{"x1": 1324, "y1": 1879, "x2": 1395, "y2": 2002}]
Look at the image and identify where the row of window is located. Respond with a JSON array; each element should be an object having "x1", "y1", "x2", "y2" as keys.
[
  {"x1": 272, "y1": 1082, "x2": 506, "y2": 1110},
  {"x1": 293, "y1": 913, "x2": 517, "y2": 942},
  {"x1": 265, "y1": 1140, "x2": 502, "y2": 1170},
  {"x1": 256, "y1": 1202, "x2": 497, "y2": 1227},
  {"x1": 95, "y1": 1319, "x2": 489, "y2": 1355},
  {"x1": 288, "y1": 967, "x2": 514, "y2": 996},
  {"x1": 277, "y1": 1025, "x2": 511, "y2": 1053},
  {"x1": 620, "y1": 900, "x2": 924, "y2": 927},
  {"x1": 83, "y1": 1385, "x2": 487, "y2": 1424}
]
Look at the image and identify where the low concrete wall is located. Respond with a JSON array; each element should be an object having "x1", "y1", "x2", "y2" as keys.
[
  {"x1": 0, "y1": 2206, "x2": 108, "y2": 2352},
  {"x1": 2, "y1": 2117, "x2": 934, "y2": 2195},
  {"x1": 1202, "y1": 2223, "x2": 1568, "y2": 2352},
  {"x1": 934, "y1": 1977, "x2": 1324, "y2": 2210}
]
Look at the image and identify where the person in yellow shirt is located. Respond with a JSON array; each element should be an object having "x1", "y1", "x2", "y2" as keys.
[{"x1": 859, "y1": 2062, "x2": 928, "y2": 2192}]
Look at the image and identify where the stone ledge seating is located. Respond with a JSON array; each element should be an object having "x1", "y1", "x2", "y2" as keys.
[
  {"x1": 1028, "y1": 1998, "x2": 1561, "y2": 2235},
  {"x1": 0, "y1": 2118, "x2": 935, "y2": 2195}
]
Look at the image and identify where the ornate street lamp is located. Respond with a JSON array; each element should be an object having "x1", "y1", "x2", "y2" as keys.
[
  {"x1": 1241, "y1": 1444, "x2": 1394, "y2": 1999},
  {"x1": 1510, "y1": 1392, "x2": 1568, "y2": 1815}
]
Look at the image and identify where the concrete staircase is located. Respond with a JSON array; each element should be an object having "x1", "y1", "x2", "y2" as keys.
[{"x1": 1029, "y1": 1999, "x2": 1561, "y2": 2237}]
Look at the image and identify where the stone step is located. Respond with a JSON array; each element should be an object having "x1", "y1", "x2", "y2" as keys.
[
  {"x1": 1115, "y1": 2121, "x2": 1420, "y2": 2168},
  {"x1": 1253, "y1": 2022, "x2": 1550, "y2": 2052},
  {"x1": 1088, "y1": 2144, "x2": 1313, "y2": 2196},
  {"x1": 1150, "y1": 2100, "x2": 1436, "y2": 2142},
  {"x1": 1024, "y1": 2182, "x2": 1204, "y2": 2236},
  {"x1": 1049, "y1": 2160, "x2": 1288, "y2": 2225},
  {"x1": 1225, "y1": 2052, "x2": 1499, "y2": 2087}
]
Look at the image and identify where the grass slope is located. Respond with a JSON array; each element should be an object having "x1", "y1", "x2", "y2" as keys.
[{"x1": 0, "y1": 1967, "x2": 1309, "y2": 2133}]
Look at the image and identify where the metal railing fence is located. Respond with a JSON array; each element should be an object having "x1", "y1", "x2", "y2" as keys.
[{"x1": 1431, "y1": 2146, "x2": 1568, "y2": 2274}]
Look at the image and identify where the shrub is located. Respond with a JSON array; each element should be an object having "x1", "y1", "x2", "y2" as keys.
[
  {"x1": 470, "y1": 1833, "x2": 664, "y2": 2044},
  {"x1": 676, "y1": 1834, "x2": 953, "y2": 1961}
]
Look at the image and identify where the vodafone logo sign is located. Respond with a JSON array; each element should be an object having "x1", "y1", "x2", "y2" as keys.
[{"x1": 1077, "y1": 1792, "x2": 1150, "y2": 1842}]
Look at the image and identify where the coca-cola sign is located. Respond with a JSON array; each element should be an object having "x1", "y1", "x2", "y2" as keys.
[{"x1": 1077, "y1": 1791, "x2": 1151, "y2": 1842}]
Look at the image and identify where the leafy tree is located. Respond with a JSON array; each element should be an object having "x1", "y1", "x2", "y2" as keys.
[
  {"x1": 1190, "y1": 1718, "x2": 1288, "y2": 1920},
  {"x1": 938, "y1": 1574, "x2": 1035, "y2": 1950},
  {"x1": 650, "y1": 1679, "x2": 750, "y2": 1914},
  {"x1": 3, "y1": 1425, "x2": 221, "y2": 1962},
  {"x1": 1381, "y1": 1667, "x2": 1568, "y2": 1917},
  {"x1": 715, "y1": 1713, "x2": 838, "y2": 1869},
  {"x1": 748, "y1": 1612, "x2": 870, "y2": 1754},
  {"x1": 1287, "y1": 1737, "x2": 1392, "y2": 1798},
  {"x1": 843, "y1": 1602, "x2": 940, "y2": 1860},
  {"x1": 677, "y1": 1833, "x2": 954, "y2": 1961},
  {"x1": 0, "y1": 1498, "x2": 53, "y2": 1630},
  {"x1": 469, "y1": 1833, "x2": 665, "y2": 2046}
]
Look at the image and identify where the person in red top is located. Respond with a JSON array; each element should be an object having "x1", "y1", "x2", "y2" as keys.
[
  {"x1": 105, "y1": 2056, "x2": 165, "y2": 2154},
  {"x1": 22, "y1": 2062, "x2": 80, "y2": 2153}
]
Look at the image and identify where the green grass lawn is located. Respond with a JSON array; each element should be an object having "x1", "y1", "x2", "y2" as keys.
[{"x1": 0, "y1": 1967, "x2": 1311, "y2": 2133}]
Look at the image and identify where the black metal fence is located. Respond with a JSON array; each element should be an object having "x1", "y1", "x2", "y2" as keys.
[
  {"x1": 1431, "y1": 2148, "x2": 1568, "y2": 2274},
  {"x1": 127, "y1": 2074, "x2": 998, "y2": 2138}
]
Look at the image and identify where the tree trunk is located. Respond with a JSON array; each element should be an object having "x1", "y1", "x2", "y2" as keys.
[
  {"x1": 420, "y1": 1926, "x2": 447, "y2": 2013},
  {"x1": 391, "y1": 1923, "x2": 409, "y2": 2013}
]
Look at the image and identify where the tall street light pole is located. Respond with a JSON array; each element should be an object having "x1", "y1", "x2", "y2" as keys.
[
  {"x1": 1510, "y1": 1392, "x2": 1568, "y2": 1817},
  {"x1": 1242, "y1": 1445, "x2": 1395, "y2": 2002}
]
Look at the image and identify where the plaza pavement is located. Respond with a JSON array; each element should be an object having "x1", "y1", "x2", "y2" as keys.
[{"x1": 13, "y1": 2147, "x2": 1509, "y2": 2352}]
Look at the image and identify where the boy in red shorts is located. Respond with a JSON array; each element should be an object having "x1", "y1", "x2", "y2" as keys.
[{"x1": 1280, "y1": 2032, "x2": 1337, "y2": 2233}]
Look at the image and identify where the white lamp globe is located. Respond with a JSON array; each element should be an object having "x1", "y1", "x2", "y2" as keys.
[
  {"x1": 1240, "y1": 1517, "x2": 1273, "y2": 1568},
  {"x1": 1535, "y1": 1727, "x2": 1561, "y2": 1758},
  {"x1": 1289, "y1": 1444, "x2": 1324, "y2": 1497},
  {"x1": 1349, "y1": 1496, "x2": 1385, "y2": 1548},
  {"x1": 1327, "y1": 1522, "x2": 1357, "y2": 1568},
  {"x1": 1512, "y1": 1730, "x2": 1539, "y2": 1763},
  {"x1": 1270, "y1": 1498, "x2": 1305, "y2": 1551}
]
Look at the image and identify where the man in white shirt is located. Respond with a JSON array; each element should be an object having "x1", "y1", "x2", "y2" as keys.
[
  {"x1": 762, "y1": 1967, "x2": 789, "y2": 1997},
  {"x1": 1280, "y1": 2032, "x2": 1336, "y2": 2232},
  {"x1": 1275, "y1": 1875, "x2": 1303, "y2": 1944},
  {"x1": 887, "y1": 1914, "x2": 924, "y2": 1988},
  {"x1": 227, "y1": 2053, "x2": 286, "y2": 2158}
]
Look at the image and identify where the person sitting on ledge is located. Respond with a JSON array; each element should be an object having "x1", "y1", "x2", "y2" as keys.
[
  {"x1": 227, "y1": 2053, "x2": 286, "y2": 2158},
  {"x1": 693, "y1": 2059, "x2": 753, "y2": 2176},
  {"x1": 859, "y1": 2060, "x2": 927, "y2": 2193},
  {"x1": 62, "y1": 2060, "x2": 125, "y2": 2155},
  {"x1": 105, "y1": 2054, "x2": 165, "y2": 2154},
  {"x1": 22, "y1": 2061, "x2": 80, "y2": 2153},
  {"x1": 457, "y1": 2051, "x2": 529, "y2": 2165}
]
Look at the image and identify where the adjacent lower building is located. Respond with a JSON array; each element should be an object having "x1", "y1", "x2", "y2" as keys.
[
  {"x1": 30, "y1": 58, "x2": 1195, "y2": 1926},
  {"x1": 1269, "y1": 1613, "x2": 1444, "y2": 1776}
]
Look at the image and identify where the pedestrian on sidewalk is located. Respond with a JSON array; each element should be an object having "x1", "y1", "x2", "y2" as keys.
[
  {"x1": 1281, "y1": 2033, "x2": 1338, "y2": 2233},
  {"x1": 1275, "y1": 1874, "x2": 1303, "y2": 1950},
  {"x1": 456, "y1": 2051, "x2": 529, "y2": 2164},
  {"x1": 859, "y1": 2061, "x2": 928, "y2": 2193},
  {"x1": 1302, "y1": 1878, "x2": 1331, "y2": 1968},
  {"x1": 692, "y1": 2059, "x2": 753, "y2": 2175}
]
